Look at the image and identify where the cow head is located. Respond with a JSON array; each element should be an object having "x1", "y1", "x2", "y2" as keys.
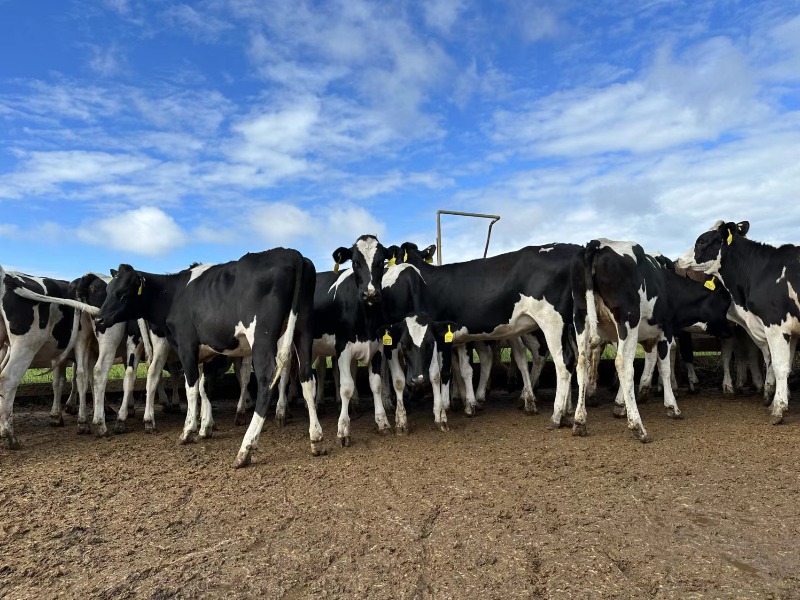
[
  {"x1": 677, "y1": 220, "x2": 750, "y2": 274},
  {"x1": 379, "y1": 314, "x2": 458, "y2": 389},
  {"x1": 332, "y1": 235, "x2": 390, "y2": 305},
  {"x1": 399, "y1": 242, "x2": 437, "y2": 265},
  {"x1": 69, "y1": 273, "x2": 108, "y2": 308},
  {"x1": 95, "y1": 264, "x2": 145, "y2": 329},
  {"x1": 701, "y1": 279, "x2": 733, "y2": 338}
]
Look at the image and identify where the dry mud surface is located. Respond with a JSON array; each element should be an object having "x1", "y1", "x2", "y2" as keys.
[{"x1": 1, "y1": 387, "x2": 799, "y2": 600}]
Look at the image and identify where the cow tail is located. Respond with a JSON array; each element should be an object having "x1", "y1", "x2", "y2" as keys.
[
  {"x1": 583, "y1": 242, "x2": 600, "y2": 350},
  {"x1": 138, "y1": 319, "x2": 153, "y2": 362},
  {"x1": 270, "y1": 251, "x2": 304, "y2": 389}
]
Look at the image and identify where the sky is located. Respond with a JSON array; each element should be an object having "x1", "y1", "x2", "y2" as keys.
[{"x1": 1, "y1": 0, "x2": 799, "y2": 280}]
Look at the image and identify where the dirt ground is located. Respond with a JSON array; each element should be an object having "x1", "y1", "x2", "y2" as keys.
[{"x1": 1, "y1": 378, "x2": 800, "y2": 600}]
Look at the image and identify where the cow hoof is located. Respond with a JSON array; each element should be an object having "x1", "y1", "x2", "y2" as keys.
[
  {"x1": 523, "y1": 405, "x2": 538, "y2": 416},
  {"x1": 560, "y1": 414, "x2": 574, "y2": 427},
  {"x1": 113, "y1": 420, "x2": 127, "y2": 434},
  {"x1": 4, "y1": 436, "x2": 21, "y2": 450},
  {"x1": 612, "y1": 405, "x2": 627, "y2": 418},
  {"x1": 689, "y1": 387, "x2": 699, "y2": 395},
  {"x1": 144, "y1": 422, "x2": 157, "y2": 434},
  {"x1": 771, "y1": 414, "x2": 785, "y2": 426},
  {"x1": 376, "y1": 426, "x2": 391, "y2": 436},
  {"x1": 94, "y1": 425, "x2": 109, "y2": 438},
  {"x1": 64, "y1": 404, "x2": 78, "y2": 416},
  {"x1": 311, "y1": 441, "x2": 327, "y2": 456},
  {"x1": 667, "y1": 408, "x2": 683, "y2": 420},
  {"x1": 395, "y1": 425, "x2": 408, "y2": 436},
  {"x1": 723, "y1": 385, "x2": 735, "y2": 395},
  {"x1": 637, "y1": 432, "x2": 652, "y2": 443},
  {"x1": 762, "y1": 396, "x2": 773, "y2": 407},
  {"x1": 179, "y1": 432, "x2": 196, "y2": 445},
  {"x1": 572, "y1": 422, "x2": 587, "y2": 437},
  {"x1": 546, "y1": 419, "x2": 560, "y2": 431},
  {"x1": 76, "y1": 423, "x2": 90, "y2": 435},
  {"x1": 234, "y1": 412, "x2": 248, "y2": 426},
  {"x1": 638, "y1": 388, "x2": 651, "y2": 403},
  {"x1": 49, "y1": 415, "x2": 64, "y2": 427},
  {"x1": 464, "y1": 405, "x2": 476, "y2": 417},
  {"x1": 275, "y1": 415, "x2": 286, "y2": 427},
  {"x1": 234, "y1": 451, "x2": 252, "y2": 468},
  {"x1": 338, "y1": 436, "x2": 350, "y2": 447},
  {"x1": 438, "y1": 422, "x2": 449, "y2": 432},
  {"x1": 199, "y1": 429, "x2": 213, "y2": 439}
]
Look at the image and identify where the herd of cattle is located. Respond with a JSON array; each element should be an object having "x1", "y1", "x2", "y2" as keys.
[{"x1": 1, "y1": 219, "x2": 798, "y2": 467}]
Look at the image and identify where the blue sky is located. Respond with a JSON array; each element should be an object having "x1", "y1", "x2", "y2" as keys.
[{"x1": 1, "y1": 0, "x2": 799, "y2": 280}]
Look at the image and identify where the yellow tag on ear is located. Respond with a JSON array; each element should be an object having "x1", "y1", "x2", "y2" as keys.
[
  {"x1": 403, "y1": 251, "x2": 408, "y2": 262},
  {"x1": 382, "y1": 330, "x2": 392, "y2": 346},
  {"x1": 424, "y1": 256, "x2": 433, "y2": 264},
  {"x1": 388, "y1": 257, "x2": 396, "y2": 267},
  {"x1": 444, "y1": 325, "x2": 454, "y2": 343},
  {"x1": 726, "y1": 231, "x2": 733, "y2": 245},
  {"x1": 137, "y1": 284, "x2": 143, "y2": 296},
  {"x1": 704, "y1": 278, "x2": 716, "y2": 291},
  {"x1": 334, "y1": 262, "x2": 340, "y2": 273}
]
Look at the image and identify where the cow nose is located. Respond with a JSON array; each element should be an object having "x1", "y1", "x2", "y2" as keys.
[
  {"x1": 408, "y1": 374, "x2": 425, "y2": 388},
  {"x1": 361, "y1": 289, "x2": 380, "y2": 303}
]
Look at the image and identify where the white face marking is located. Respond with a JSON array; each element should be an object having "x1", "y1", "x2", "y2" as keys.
[
  {"x1": 382, "y1": 263, "x2": 423, "y2": 289},
  {"x1": 356, "y1": 237, "x2": 379, "y2": 285},
  {"x1": 404, "y1": 315, "x2": 428, "y2": 348},
  {"x1": 328, "y1": 268, "x2": 354, "y2": 298},
  {"x1": 188, "y1": 263, "x2": 215, "y2": 284},
  {"x1": 597, "y1": 239, "x2": 637, "y2": 261}
]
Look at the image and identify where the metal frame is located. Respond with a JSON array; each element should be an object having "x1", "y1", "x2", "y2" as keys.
[{"x1": 436, "y1": 210, "x2": 501, "y2": 266}]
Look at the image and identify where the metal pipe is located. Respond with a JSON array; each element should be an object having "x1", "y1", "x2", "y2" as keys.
[{"x1": 436, "y1": 210, "x2": 502, "y2": 265}]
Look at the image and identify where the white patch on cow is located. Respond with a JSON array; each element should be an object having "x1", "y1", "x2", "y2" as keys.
[
  {"x1": 686, "y1": 321, "x2": 708, "y2": 333},
  {"x1": 777, "y1": 266, "x2": 787, "y2": 284},
  {"x1": 9, "y1": 272, "x2": 48, "y2": 293},
  {"x1": 787, "y1": 282, "x2": 800, "y2": 320},
  {"x1": 200, "y1": 316, "x2": 257, "y2": 360},
  {"x1": 188, "y1": 263, "x2": 215, "y2": 284},
  {"x1": 539, "y1": 246, "x2": 553, "y2": 253},
  {"x1": 404, "y1": 315, "x2": 428, "y2": 348},
  {"x1": 635, "y1": 286, "x2": 661, "y2": 340},
  {"x1": 356, "y1": 237, "x2": 379, "y2": 286},
  {"x1": 597, "y1": 239, "x2": 637, "y2": 261},
  {"x1": 382, "y1": 263, "x2": 423, "y2": 289},
  {"x1": 459, "y1": 294, "x2": 563, "y2": 342},
  {"x1": 328, "y1": 268, "x2": 354, "y2": 298},
  {"x1": 313, "y1": 333, "x2": 336, "y2": 357}
]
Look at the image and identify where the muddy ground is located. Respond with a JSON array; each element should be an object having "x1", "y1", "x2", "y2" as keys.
[{"x1": 1, "y1": 375, "x2": 800, "y2": 599}]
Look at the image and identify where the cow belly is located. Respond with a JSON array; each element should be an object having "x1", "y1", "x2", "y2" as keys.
[{"x1": 460, "y1": 294, "x2": 561, "y2": 342}]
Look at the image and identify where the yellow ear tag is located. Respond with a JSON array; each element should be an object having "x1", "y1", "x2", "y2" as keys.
[
  {"x1": 444, "y1": 325, "x2": 454, "y2": 344},
  {"x1": 424, "y1": 256, "x2": 433, "y2": 264},
  {"x1": 137, "y1": 284, "x2": 143, "y2": 296},
  {"x1": 403, "y1": 251, "x2": 408, "y2": 262},
  {"x1": 388, "y1": 257, "x2": 396, "y2": 267},
  {"x1": 704, "y1": 278, "x2": 716, "y2": 291},
  {"x1": 382, "y1": 330, "x2": 393, "y2": 346},
  {"x1": 726, "y1": 231, "x2": 733, "y2": 245},
  {"x1": 334, "y1": 262, "x2": 340, "y2": 274}
]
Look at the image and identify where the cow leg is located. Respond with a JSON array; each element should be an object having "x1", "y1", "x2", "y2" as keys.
[
  {"x1": 350, "y1": 359, "x2": 361, "y2": 415},
  {"x1": 335, "y1": 349, "x2": 355, "y2": 446},
  {"x1": 450, "y1": 359, "x2": 465, "y2": 410},
  {"x1": 455, "y1": 346, "x2": 479, "y2": 416},
  {"x1": 617, "y1": 326, "x2": 649, "y2": 442},
  {"x1": 0, "y1": 343, "x2": 41, "y2": 449},
  {"x1": 509, "y1": 337, "x2": 536, "y2": 414},
  {"x1": 638, "y1": 346, "x2": 658, "y2": 403},
  {"x1": 586, "y1": 343, "x2": 603, "y2": 406},
  {"x1": 60, "y1": 365, "x2": 77, "y2": 419},
  {"x1": 314, "y1": 357, "x2": 326, "y2": 407},
  {"x1": 143, "y1": 337, "x2": 169, "y2": 433},
  {"x1": 429, "y1": 347, "x2": 448, "y2": 431},
  {"x1": 537, "y1": 322, "x2": 571, "y2": 429},
  {"x1": 73, "y1": 335, "x2": 93, "y2": 435},
  {"x1": 506, "y1": 344, "x2": 519, "y2": 390},
  {"x1": 657, "y1": 338, "x2": 682, "y2": 419},
  {"x1": 612, "y1": 386, "x2": 626, "y2": 418},
  {"x1": 180, "y1": 359, "x2": 202, "y2": 444},
  {"x1": 474, "y1": 341, "x2": 493, "y2": 406},
  {"x1": 747, "y1": 339, "x2": 765, "y2": 395},
  {"x1": 234, "y1": 356, "x2": 254, "y2": 425},
  {"x1": 49, "y1": 363, "x2": 67, "y2": 429},
  {"x1": 764, "y1": 330, "x2": 791, "y2": 425},
  {"x1": 291, "y1": 301, "x2": 325, "y2": 457},
  {"x1": 525, "y1": 334, "x2": 547, "y2": 392},
  {"x1": 368, "y1": 351, "x2": 390, "y2": 434},
  {"x1": 115, "y1": 340, "x2": 140, "y2": 433},
  {"x1": 387, "y1": 348, "x2": 409, "y2": 434},
  {"x1": 198, "y1": 369, "x2": 215, "y2": 438},
  {"x1": 332, "y1": 358, "x2": 341, "y2": 405},
  {"x1": 721, "y1": 337, "x2": 735, "y2": 394},
  {"x1": 275, "y1": 359, "x2": 292, "y2": 426},
  {"x1": 572, "y1": 331, "x2": 592, "y2": 437},
  {"x1": 91, "y1": 329, "x2": 123, "y2": 436}
]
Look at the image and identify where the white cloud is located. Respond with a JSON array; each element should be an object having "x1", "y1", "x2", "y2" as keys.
[
  {"x1": 422, "y1": 0, "x2": 466, "y2": 34},
  {"x1": 77, "y1": 207, "x2": 188, "y2": 256},
  {"x1": 88, "y1": 44, "x2": 122, "y2": 76},
  {"x1": 162, "y1": 4, "x2": 233, "y2": 40}
]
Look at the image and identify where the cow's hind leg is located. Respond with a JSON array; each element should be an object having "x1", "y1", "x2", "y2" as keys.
[
  {"x1": 765, "y1": 330, "x2": 792, "y2": 425},
  {"x1": 617, "y1": 326, "x2": 648, "y2": 442},
  {"x1": 335, "y1": 349, "x2": 355, "y2": 446},
  {"x1": 0, "y1": 343, "x2": 40, "y2": 449},
  {"x1": 369, "y1": 351, "x2": 391, "y2": 434},
  {"x1": 657, "y1": 338, "x2": 682, "y2": 419},
  {"x1": 234, "y1": 356, "x2": 254, "y2": 425}
]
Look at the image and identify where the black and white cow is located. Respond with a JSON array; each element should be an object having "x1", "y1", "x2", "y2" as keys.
[
  {"x1": 677, "y1": 220, "x2": 798, "y2": 424},
  {"x1": 571, "y1": 239, "x2": 732, "y2": 442},
  {"x1": 380, "y1": 242, "x2": 580, "y2": 431},
  {"x1": 275, "y1": 235, "x2": 396, "y2": 446},
  {"x1": 88, "y1": 249, "x2": 322, "y2": 467},
  {"x1": 0, "y1": 267, "x2": 87, "y2": 448},
  {"x1": 378, "y1": 314, "x2": 459, "y2": 430}
]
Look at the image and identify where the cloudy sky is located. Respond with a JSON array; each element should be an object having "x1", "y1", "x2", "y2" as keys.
[{"x1": 1, "y1": 0, "x2": 799, "y2": 279}]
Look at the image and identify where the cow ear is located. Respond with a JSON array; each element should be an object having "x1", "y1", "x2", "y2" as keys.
[
  {"x1": 423, "y1": 244, "x2": 437, "y2": 264},
  {"x1": 433, "y1": 321, "x2": 458, "y2": 345},
  {"x1": 110, "y1": 269, "x2": 118, "y2": 278},
  {"x1": 332, "y1": 247, "x2": 353, "y2": 273},
  {"x1": 384, "y1": 245, "x2": 402, "y2": 265},
  {"x1": 737, "y1": 221, "x2": 750, "y2": 237}
]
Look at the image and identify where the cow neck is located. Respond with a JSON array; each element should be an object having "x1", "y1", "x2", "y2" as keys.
[
  {"x1": 717, "y1": 237, "x2": 772, "y2": 304},
  {"x1": 137, "y1": 272, "x2": 183, "y2": 329},
  {"x1": 663, "y1": 273, "x2": 722, "y2": 330}
]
